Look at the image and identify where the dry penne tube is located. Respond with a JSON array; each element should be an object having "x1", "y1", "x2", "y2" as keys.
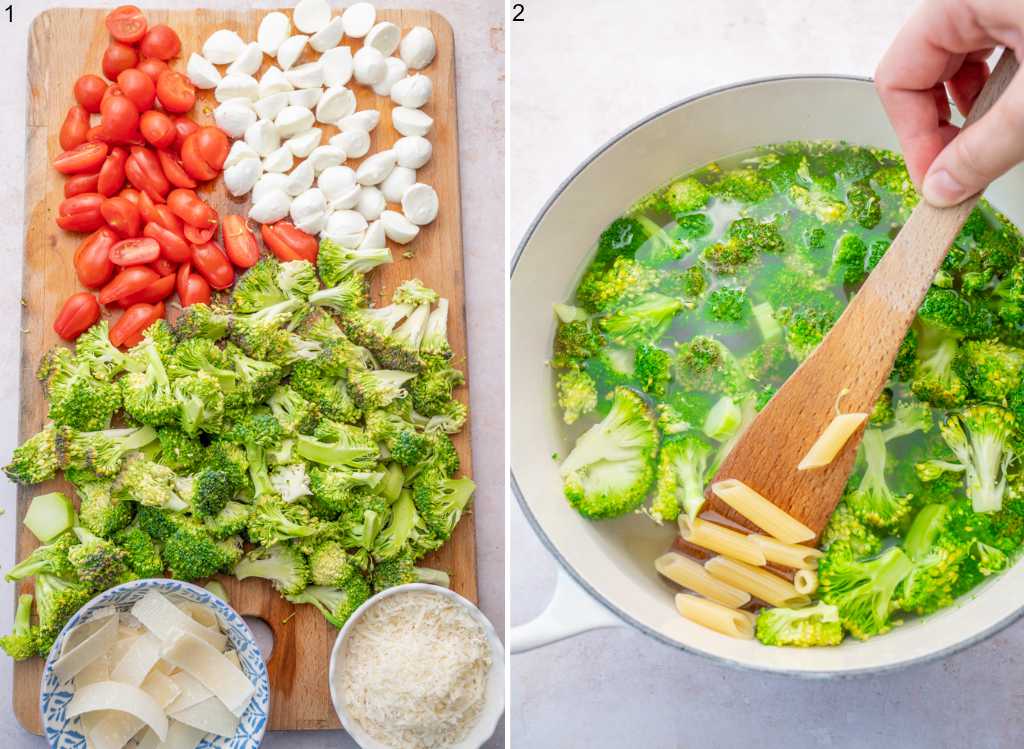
[
  {"x1": 704, "y1": 555, "x2": 810, "y2": 608},
  {"x1": 797, "y1": 412, "x2": 867, "y2": 470},
  {"x1": 794, "y1": 569, "x2": 819, "y2": 595},
  {"x1": 655, "y1": 552, "x2": 751, "y2": 608},
  {"x1": 711, "y1": 479, "x2": 815, "y2": 544},
  {"x1": 674, "y1": 593, "x2": 756, "y2": 639},
  {"x1": 748, "y1": 534, "x2": 823, "y2": 570},
  {"x1": 678, "y1": 516, "x2": 767, "y2": 566}
]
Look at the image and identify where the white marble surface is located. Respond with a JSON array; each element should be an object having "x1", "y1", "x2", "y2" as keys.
[
  {"x1": 0, "y1": 1, "x2": 504, "y2": 746},
  {"x1": 510, "y1": 1, "x2": 1024, "y2": 747}
]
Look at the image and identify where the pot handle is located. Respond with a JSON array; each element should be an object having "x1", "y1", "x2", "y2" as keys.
[{"x1": 510, "y1": 566, "x2": 625, "y2": 653}]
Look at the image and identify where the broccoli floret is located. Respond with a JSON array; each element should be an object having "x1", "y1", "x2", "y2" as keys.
[
  {"x1": 231, "y1": 258, "x2": 289, "y2": 313},
  {"x1": 789, "y1": 184, "x2": 847, "y2": 222},
  {"x1": 365, "y1": 409, "x2": 432, "y2": 466},
  {"x1": 845, "y1": 429, "x2": 913, "y2": 531},
  {"x1": 285, "y1": 576, "x2": 371, "y2": 628},
  {"x1": 112, "y1": 454, "x2": 188, "y2": 512},
  {"x1": 954, "y1": 339, "x2": 1024, "y2": 401},
  {"x1": 171, "y1": 303, "x2": 231, "y2": 342},
  {"x1": 40, "y1": 347, "x2": 121, "y2": 431},
  {"x1": 0, "y1": 594, "x2": 39, "y2": 661},
  {"x1": 246, "y1": 496, "x2": 322, "y2": 547},
  {"x1": 939, "y1": 405, "x2": 1017, "y2": 513},
  {"x1": 296, "y1": 423, "x2": 379, "y2": 470},
  {"x1": 629, "y1": 344, "x2": 670, "y2": 398},
  {"x1": 120, "y1": 331, "x2": 179, "y2": 426},
  {"x1": 373, "y1": 490, "x2": 432, "y2": 560},
  {"x1": 559, "y1": 387, "x2": 658, "y2": 519},
  {"x1": 372, "y1": 552, "x2": 450, "y2": 592},
  {"x1": 233, "y1": 544, "x2": 310, "y2": 596},
  {"x1": 819, "y1": 545, "x2": 912, "y2": 640},
  {"x1": 167, "y1": 338, "x2": 238, "y2": 396},
  {"x1": 61, "y1": 425, "x2": 159, "y2": 478},
  {"x1": 408, "y1": 361, "x2": 465, "y2": 419},
  {"x1": 649, "y1": 434, "x2": 709, "y2": 524},
  {"x1": 704, "y1": 286, "x2": 750, "y2": 324},
  {"x1": 289, "y1": 360, "x2": 362, "y2": 425},
  {"x1": 114, "y1": 525, "x2": 164, "y2": 578},
  {"x1": 204, "y1": 501, "x2": 252, "y2": 540},
  {"x1": 4, "y1": 532, "x2": 77, "y2": 582},
  {"x1": 575, "y1": 257, "x2": 659, "y2": 313},
  {"x1": 308, "y1": 466, "x2": 383, "y2": 518},
  {"x1": 551, "y1": 320, "x2": 604, "y2": 370},
  {"x1": 846, "y1": 181, "x2": 881, "y2": 229},
  {"x1": 821, "y1": 502, "x2": 883, "y2": 559},
  {"x1": 309, "y1": 274, "x2": 369, "y2": 316},
  {"x1": 5, "y1": 426, "x2": 61, "y2": 484},
  {"x1": 672, "y1": 335, "x2": 745, "y2": 395},
  {"x1": 755, "y1": 602, "x2": 844, "y2": 647},
  {"x1": 594, "y1": 217, "x2": 648, "y2": 268},
  {"x1": 268, "y1": 463, "x2": 311, "y2": 503},
  {"x1": 339, "y1": 494, "x2": 390, "y2": 553},
  {"x1": 163, "y1": 517, "x2": 239, "y2": 581},
  {"x1": 172, "y1": 373, "x2": 225, "y2": 436},
  {"x1": 349, "y1": 369, "x2": 417, "y2": 410},
  {"x1": 308, "y1": 540, "x2": 359, "y2": 587},
  {"x1": 662, "y1": 177, "x2": 710, "y2": 213},
  {"x1": 632, "y1": 216, "x2": 686, "y2": 267},
  {"x1": 881, "y1": 401, "x2": 933, "y2": 442},
  {"x1": 910, "y1": 327, "x2": 968, "y2": 408},
  {"x1": 187, "y1": 470, "x2": 235, "y2": 519},
  {"x1": 870, "y1": 389, "x2": 894, "y2": 426},
  {"x1": 317, "y1": 240, "x2": 392, "y2": 286},
  {"x1": 276, "y1": 260, "x2": 319, "y2": 300},
  {"x1": 77, "y1": 480, "x2": 132, "y2": 538},
  {"x1": 672, "y1": 214, "x2": 713, "y2": 240},
  {"x1": 555, "y1": 369, "x2": 598, "y2": 425},
  {"x1": 268, "y1": 386, "x2": 319, "y2": 435},
  {"x1": 918, "y1": 288, "x2": 971, "y2": 336},
  {"x1": 68, "y1": 527, "x2": 130, "y2": 590},
  {"x1": 154, "y1": 427, "x2": 204, "y2": 473},
  {"x1": 74, "y1": 322, "x2": 127, "y2": 380},
  {"x1": 776, "y1": 304, "x2": 837, "y2": 362},
  {"x1": 897, "y1": 503, "x2": 965, "y2": 615},
  {"x1": 831, "y1": 233, "x2": 868, "y2": 286},
  {"x1": 711, "y1": 168, "x2": 772, "y2": 203},
  {"x1": 34, "y1": 573, "x2": 92, "y2": 654},
  {"x1": 891, "y1": 328, "x2": 918, "y2": 382},
  {"x1": 412, "y1": 471, "x2": 475, "y2": 540}
]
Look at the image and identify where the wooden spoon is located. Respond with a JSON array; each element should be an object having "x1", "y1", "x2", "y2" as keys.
[{"x1": 705, "y1": 48, "x2": 1020, "y2": 539}]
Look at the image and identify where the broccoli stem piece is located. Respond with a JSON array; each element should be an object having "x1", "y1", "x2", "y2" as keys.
[
  {"x1": 22, "y1": 492, "x2": 77, "y2": 543},
  {"x1": 0, "y1": 594, "x2": 38, "y2": 660}
]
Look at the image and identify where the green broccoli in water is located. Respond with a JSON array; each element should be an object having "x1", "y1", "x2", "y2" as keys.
[
  {"x1": 844, "y1": 429, "x2": 913, "y2": 532},
  {"x1": 820, "y1": 502, "x2": 883, "y2": 559},
  {"x1": 870, "y1": 389, "x2": 895, "y2": 426},
  {"x1": 700, "y1": 218, "x2": 783, "y2": 275},
  {"x1": 551, "y1": 319, "x2": 604, "y2": 370},
  {"x1": 559, "y1": 387, "x2": 658, "y2": 519},
  {"x1": 648, "y1": 434, "x2": 710, "y2": 524},
  {"x1": 704, "y1": 286, "x2": 750, "y2": 325},
  {"x1": 775, "y1": 304, "x2": 837, "y2": 362},
  {"x1": 285, "y1": 576, "x2": 371, "y2": 628},
  {"x1": 953, "y1": 339, "x2": 1024, "y2": 402},
  {"x1": 556, "y1": 369, "x2": 598, "y2": 425},
  {"x1": 576, "y1": 257, "x2": 659, "y2": 313},
  {"x1": 0, "y1": 594, "x2": 39, "y2": 661},
  {"x1": 846, "y1": 180, "x2": 882, "y2": 229},
  {"x1": 918, "y1": 288, "x2": 972, "y2": 337},
  {"x1": 910, "y1": 326, "x2": 969, "y2": 408},
  {"x1": 891, "y1": 328, "x2": 918, "y2": 382},
  {"x1": 633, "y1": 343, "x2": 671, "y2": 397},
  {"x1": 710, "y1": 168, "x2": 773, "y2": 203},
  {"x1": 662, "y1": 177, "x2": 710, "y2": 214},
  {"x1": 831, "y1": 233, "x2": 868, "y2": 286},
  {"x1": 672, "y1": 336, "x2": 746, "y2": 395},
  {"x1": 597, "y1": 293, "x2": 684, "y2": 345},
  {"x1": 233, "y1": 544, "x2": 310, "y2": 596},
  {"x1": 789, "y1": 183, "x2": 847, "y2": 223},
  {"x1": 672, "y1": 214, "x2": 713, "y2": 240},
  {"x1": 897, "y1": 503, "x2": 967, "y2": 616},
  {"x1": 938, "y1": 405, "x2": 1017, "y2": 513},
  {"x1": 593, "y1": 217, "x2": 649, "y2": 268},
  {"x1": 818, "y1": 545, "x2": 913, "y2": 640},
  {"x1": 755, "y1": 602, "x2": 844, "y2": 647},
  {"x1": 631, "y1": 216, "x2": 686, "y2": 267}
]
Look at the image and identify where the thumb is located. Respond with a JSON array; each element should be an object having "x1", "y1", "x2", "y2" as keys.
[{"x1": 922, "y1": 70, "x2": 1024, "y2": 207}]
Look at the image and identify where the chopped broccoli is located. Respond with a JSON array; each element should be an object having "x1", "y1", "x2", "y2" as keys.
[
  {"x1": 576, "y1": 257, "x2": 659, "y2": 313},
  {"x1": 372, "y1": 552, "x2": 450, "y2": 592},
  {"x1": 317, "y1": 240, "x2": 393, "y2": 286},
  {"x1": 114, "y1": 526, "x2": 164, "y2": 578},
  {"x1": 68, "y1": 526, "x2": 130, "y2": 590},
  {"x1": 704, "y1": 286, "x2": 750, "y2": 324},
  {"x1": 0, "y1": 594, "x2": 39, "y2": 660},
  {"x1": 233, "y1": 544, "x2": 310, "y2": 596},
  {"x1": 819, "y1": 545, "x2": 912, "y2": 640},
  {"x1": 846, "y1": 181, "x2": 881, "y2": 229},
  {"x1": 77, "y1": 479, "x2": 132, "y2": 538},
  {"x1": 555, "y1": 369, "x2": 598, "y2": 425},
  {"x1": 820, "y1": 502, "x2": 883, "y2": 559},
  {"x1": 649, "y1": 434, "x2": 709, "y2": 524},
  {"x1": 954, "y1": 339, "x2": 1024, "y2": 401},
  {"x1": 4, "y1": 532, "x2": 77, "y2": 582},
  {"x1": 845, "y1": 429, "x2": 912, "y2": 531},
  {"x1": 662, "y1": 177, "x2": 710, "y2": 213},
  {"x1": 284, "y1": 576, "x2": 371, "y2": 628},
  {"x1": 34, "y1": 573, "x2": 92, "y2": 654},
  {"x1": 939, "y1": 405, "x2": 1017, "y2": 512},
  {"x1": 755, "y1": 602, "x2": 843, "y2": 647},
  {"x1": 411, "y1": 470, "x2": 475, "y2": 539}
]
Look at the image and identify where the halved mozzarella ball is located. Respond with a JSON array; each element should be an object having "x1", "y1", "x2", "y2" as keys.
[
  {"x1": 308, "y1": 145, "x2": 346, "y2": 174},
  {"x1": 356, "y1": 149, "x2": 397, "y2": 185},
  {"x1": 381, "y1": 209, "x2": 420, "y2": 244},
  {"x1": 372, "y1": 57, "x2": 408, "y2": 97},
  {"x1": 330, "y1": 129, "x2": 370, "y2": 159},
  {"x1": 341, "y1": 2, "x2": 376, "y2": 38},
  {"x1": 286, "y1": 61, "x2": 325, "y2": 89},
  {"x1": 322, "y1": 46, "x2": 354, "y2": 87},
  {"x1": 339, "y1": 110, "x2": 381, "y2": 133},
  {"x1": 401, "y1": 183, "x2": 439, "y2": 225},
  {"x1": 365, "y1": 22, "x2": 401, "y2": 56},
  {"x1": 259, "y1": 66, "x2": 294, "y2": 98},
  {"x1": 390, "y1": 74, "x2": 432, "y2": 109},
  {"x1": 249, "y1": 189, "x2": 291, "y2": 223},
  {"x1": 215, "y1": 74, "x2": 259, "y2": 103},
  {"x1": 353, "y1": 47, "x2": 386, "y2": 86},
  {"x1": 214, "y1": 99, "x2": 257, "y2": 138},
  {"x1": 275, "y1": 106, "x2": 316, "y2": 138},
  {"x1": 245, "y1": 119, "x2": 281, "y2": 156},
  {"x1": 263, "y1": 145, "x2": 294, "y2": 173},
  {"x1": 360, "y1": 219, "x2": 387, "y2": 249},
  {"x1": 380, "y1": 166, "x2": 415, "y2": 203},
  {"x1": 252, "y1": 173, "x2": 289, "y2": 203},
  {"x1": 289, "y1": 88, "x2": 322, "y2": 109},
  {"x1": 310, "y1": 17, "x2": 345, "y2": 52},
  {"x1": 317, "y1": 87, "x2": 357, "y2": 124},
  {"x1": 290, "y1": 187, "x2": 327, "y2": 227},
  {"x1": 225, "y1": 140, "x2": 260, "y2": 169},
  {"x1": 186, "y1": 53, "x2": 221, "y2": 89},
  {"x1": 277, "y1": 35, "x2": 309, "y2": 71},
  {"x1": 258, "y1": 12, "x2": 291, "y2": 55},
  {"x1": 356, "y1": 186, "x2": 386, "y2": 221},
  {"x1": 293, "y1": 0, "x2": 332, "y2": 34},
  {"x1": 255, "y1": 92, "x2": 291, "y2": 120},
  {"x1": 285, "y1": 129, "x2": 323, "y2": 158},
  {"x1": 392, "y1": 107, "x2": 433, "y2": 137},
  {"x1": 203, "y1": 29, "x2": 244, "y2": 65},
  {"x1": 284, "y1": 159, "x2": 316, "y2": 196},
  {"x1": 224, "y1": 159, "x2": 262, "y2": 197},
  {"x1": 393, "y1": 136, "x2": 432, "y2": 169},
  {"x1": 318, "y1": 165, "x2": 357, "y2": 201},
  {"x1": 400, "y1": 26, "x2": 436, "y2": 69},
  {"x1": 226, "y1": 42, "x2": 263, "y2": 77}
]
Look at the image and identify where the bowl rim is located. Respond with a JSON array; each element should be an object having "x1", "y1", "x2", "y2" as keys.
[
  {"x1": 509, "y1": 72, "x2": 1024, "y2": 678},
  {"x1": 327, "y1": 583, "x2": 505, "y2": 748},
  {"x1": 39, "y1": 577, "x2": 270, "y2": 745}
]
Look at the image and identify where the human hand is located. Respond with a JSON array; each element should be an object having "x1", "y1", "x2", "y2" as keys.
[{"x1": 875, "y1": 0, "x2": 1024, "y2": 207}]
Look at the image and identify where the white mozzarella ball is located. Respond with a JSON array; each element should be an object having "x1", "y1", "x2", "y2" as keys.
[
  {"x1": 356, "y1": 149, "x2": 397, "y2": 185},
  {"x1": 392, "y1": 107, "x2": 433, "y2": 137},
  {"x1": 289, "y1": 87, "x2": 322, "y2": 109},
  {"x1": 276, "y1": 35, "x2": 309, "y2": 71},
  {"x1": 393, "y1": 136, "x2": 432, "y2": 169},
  {"x1": 252, "y1": 173, "x2": 290, "y2": 203},
  {"x1": 203, "y1": 29, "x2": 244, "y2": 64},
  {"x1": 275, "y1": 106, "x2": 316, "y2": 138},
  {"x1": 284, "y1": 159, "x2": 316, "y2": 196},
  {"x1": 214, "y1": 99, "x2": 257, "y2": 138},
  {"x1": 259, "y1": 66, "x2": 294, "y2": 98},
  {"x1": 263, "y1": 145, "x2": 295, "y2": 173},
  {"x1": 381, "y1": 209, "x2": 420, "y2": 244},
  {"x1": 316, "y1": 87, "x2": 357, "y2": 124},
  {"x1": 186, "y1": 53, "x2": 221, "y2": 89},
  {"x1": 245, "y1": 119, "x2": 281, "y2": 156},
  {"x1": 352, "y1": 47, "x2": 386, "y2": 86},
  {"x1": 328, "y1": 185, "x2": 362, "y2": 211},
  {"x1": 318, "y1": 166, "x2": 357, "y2": 200},
  {"x1": 401, "y1": 183, "x2": 439, "y2": 225},
  {"x1": 390, "y1": 74, "x2": 432, "y2": 109},
  {"x1": 249, "y1": 189, "x2": 291, "y2": 223},
  {"x1": 324, "y1": 210, "x2": 367, "y2": 247},
  {"x1": 341, "y1": 2, "x2": 376, "y2": 38},
  {"x1": 360, "y1": 219, "x2": 387, "y2": 249},
  {"x1": 310, "y1": 17, "x2": 345, "y2": 52},
  {"x1": 255, "y1": 92, "x2": 291, "y2": 120},
  {"x1": 285, "y1": 61, "x2": 325, "y2": 89},
  {"x1": 321, "y1": 46, "x2": 354, "y2": 87},
  {"x1": 286, "y1": 129, "x2": 323, "y2": 157},
  {"x1": 365, "y1": 22, "x2": 401, "y2": 56},
  {"x1": 339, "y1": 110, "x2": 381, "y2": 133},
  {"x1": 308, "y1": 145, "x2": 346, "y2": 173},
  {"x1": 380, "y1": 166, "x2": 415, "y2": 203},
  {"x1": 224, "y1": 140, "x2": 259, "y2": 169},
  {"x1": 226, "y1": 42, "x2": 264, "y2": 77},
  {"x1": 372, "y1": 57, "x2": 408, "y2": 96},
  {"x1": 290, "y1": 187, "x2": 327, "y2": 225},
  {"x1": 295, "y1": 213, "x2": 328, "y2": 235},
  {"x1": 215, "y1": 74, "x2": 259, "y2": 103},
  {"x1": 400, "y1": 26, "x2": 436, "y2": 69},
  {"x1": 258, "y1": 12, "x2": 291, "y2": 55},
  {"x1": 224, "y1": 159, "x2": 262, "y2": 197},
  {"x1": 293, "y1": 0, "x2": 332, "y2": 34},
  {"x1": 356, "y1": 186, "x2": 386, "y2": 220},
  {"x1": 330, "y1": 129, "x2": 370, "y2": 159}
]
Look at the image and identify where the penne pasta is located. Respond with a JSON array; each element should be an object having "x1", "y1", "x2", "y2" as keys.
[
  {"x1": 797, "y1": 412, "x2": 867, "y2": 470},
  {"x1": 674, "y1": 594, "x2": 756, "y2": 639},
  {"x1": 711, "y1": 479, "x2": 815, "y2": 544},
  {"x1": 748, "y1": 534, "x2": 823, "y2": 570},
  {"x1": 678, "y1": 516, "x2": 767, "y2": 566},
  {"x1": 704, "y1": 555, "x2": 810, "y2": 608},
  {"x1": 655, "y1": 552, "x2": 751, "y2": 608},
  {"x1": 794, "y1": 569, "x2": 819, "y2": 595}
]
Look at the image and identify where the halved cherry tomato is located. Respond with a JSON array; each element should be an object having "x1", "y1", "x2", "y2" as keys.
[
  {"x1": 136, "y1": 57, "x2": 169, "y2": 83},
  {"x1": 167, "y1": 188, "x2": 217, "y2": 229},
  {"x1": 53, "y1": 142, "x2": 109, "y2": 175},
  {"x1": 148, "y1": 204, "x2": 183, "y2": 234},
  {"x1": 74, "y1": 227, "x2": 118, "y2": 288},
  {"x1": 140, "y1": 111, "x2": 175, "y2": 149},
  {"x1": 110, "y1": 301, "x2": 165, "y2": 347},
  {"x1": 99, "y1": 265, "x2": 160, "y2": 305},
  {"x1": 60, "y1": 106, "x2": 90, "y2": 151},
  {"x1": 171, "y1": 116, "x2": 199, "y2": 151},
  {"x1": 191, "y1": 241, "x2": 234, "y2": 289},
  {"x1": 119, "y1": 187, "x2": 140, "y2": 205},
  {"x1": 181, "y1": 127, "x2": 228, "y2": 180},
  {"x1": 157, "y1": 150, "x2": 197, "y2": 189},
  {"x1": 149, "y1": 257, "x2": 176, "y2": 276},
  {"x1": 74, "y1": 74, "x2": 108, "y2": 113},
  {"x1": 100, "y1": 196, "x2": 142, "y2": 238},
  {"x1": 86, "y1": 125, "x2": 106, "y2": 143},
  {"x1": 183, "y1": 224, "x2": 216, "y2": 244},
  {"x1": 139, "y1": 24, "x2": 180, "y2": 60},
  {"x1": 176, "y1": 262, "x2": 190, "y2": 296},
  {"x1": 102, "y1": 41, "x2": 138, "y2": 81},
  {"x1": 109, "y1": 237, "x2": 159, "y2": 265},
  {"x1": 178, "y1": 268, "x2": 211, "y2": 306},
  {"x1": 97, "y1": 147, "x2": 129, "y2": 197},
  {"x1": 156, "y1": 70, "x2": 195, "y2": 114},
  {"x1": 125, "y1": 147, "x2": 169, "y2": 201},
  {"x1": 64, "y1": 173, "x2": 100, "y2": 198},
  {"x1": 117, "y1": 68, "x2": 156, "y2": 112},
  {"x1": 100, "y1": 94, "x2": 139, "y2": 143},
  {"x1": 118, "y1": 273, "x2": 175, "y2": 306},
  {"x1": 53, "y1": 292, "x2": 101, "y2": 341},
  {"x1": 106, "y1": 5, "x2": 147, "y2": 44},
  {"x1": 136, "y1": 189, "x2": 157, "y2": 221},
  {"x1": 143, "y1": 221, "x2": 191, "y2": 263},
  {"x1": 57, "y1": 193, "x2": 106, "y2": 232},
  {"x1": 261, "y1": 221, "x2": 319, "y2": 263},
  {"x1": 222, "y1": 215, "x2": 260, "y2": 268}
]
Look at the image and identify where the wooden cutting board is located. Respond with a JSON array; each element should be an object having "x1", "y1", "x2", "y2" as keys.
[{"x1": 15, "y1": 6, "x2": 476, "y2": 734}]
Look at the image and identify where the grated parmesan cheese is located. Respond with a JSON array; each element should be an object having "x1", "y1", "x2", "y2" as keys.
[{"x1": 338, "y1": 591, "x2": 492, "y2": 749}]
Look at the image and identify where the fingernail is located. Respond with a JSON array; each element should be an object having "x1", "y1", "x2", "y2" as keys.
[{"x1": 922, "y1": 169, "x2": 966, "y2": 207}]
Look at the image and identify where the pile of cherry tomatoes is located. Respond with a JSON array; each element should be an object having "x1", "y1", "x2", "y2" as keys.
[{"x1": 49, "y1": 5, "x2": 319, "y2": 347}]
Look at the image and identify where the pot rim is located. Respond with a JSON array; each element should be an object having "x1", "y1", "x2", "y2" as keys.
[{"x1": 509, "y1": 72, "x2": 1024, "y2": 677}]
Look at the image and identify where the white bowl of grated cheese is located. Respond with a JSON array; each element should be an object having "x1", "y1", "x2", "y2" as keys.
[{"x1": 328, "y1": 584, "x2": 505, "y2": 749}]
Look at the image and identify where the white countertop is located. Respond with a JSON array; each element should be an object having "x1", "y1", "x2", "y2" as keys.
[
  {"x1": 0, "y1": 1, "x2": 504, "y2": 746},
  {"x1": 510, "y1": 1, "x2": 1024, "y2": 747}
]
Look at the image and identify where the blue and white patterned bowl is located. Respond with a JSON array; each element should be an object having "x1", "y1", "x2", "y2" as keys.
[{"x1": 40, "y1": 578, "x2": 270, "y2": 749}]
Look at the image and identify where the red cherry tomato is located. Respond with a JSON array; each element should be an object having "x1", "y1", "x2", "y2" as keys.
[
  {"x1": 57, "y1": 193, "x2": 106, "y2": 232},
  {"x1": 183, "y1": 224, "x2": 216, "y2": 244},
  {"x1": 140, "y1": 111, "x2": 176, "y2": 149},
  {"x1": 116, "y1": 68, "x2": 156, "y2": 112},
  {"x1": 109, "y1": 237, "x2": 160, "y2": 265},
  {"x1": 136, "y1": 57, "x2": 169, "y2": 83},
  {"x1": 64, "y1": 173, "x2": 101, "y2": 198},
  {"x1": 148, "y1": 257, "x2": 177, "y2": 276},
  {"x1": 181, "y1": 127, "x2": 228, "y2": 180},
  {"x1": 118, "y1": 187, "x2": 140, "y2": 205},
  {"x1": 74, "y1": 75, "x2": 108, "y2": 113},
  {"x1": 97, "y1": 147, "x2": 129, "y2": 197},
  {"x1": 118, "y1": 273, "x2": 175, "y2": 306},
  {"x1": 171, "y1": 116, "x2": 199, "y2": 151},
  {"x1": 167, "y1": 188, "x2": 217, "y2": 229},
  {"x1": 156, "y1": 70, "x2": 195, "y2": 114},
  {"x1": 53, "y1": 141, "x2": 109, "y2": 175},
  {"x1": 105, "y1": 5, "x2": 147, "y2": 44},
  {"x1": 86, "y1": 125, "x2": 106, "y2": 143},
  {"x1": 99, "y1": 265, "x2": 161, "y2": 305},
  {"x1": 139, "y1": 24, "x2": 180, "y2": 60},
  {"x1": 191, "y1": 241, "x2": 234, "y2": 289},
  {"x1": 125, "y1": 147, "x2": 169, "y2": 202},
  {"x1": 100, "y1": 95, "x2": 139, "y2": 143},
  {"x1": 100, "y1": 196, "x2": 142, "y2": 238},
  {"x1": 109, "y1": 301, "x2": 165, "y2": 347},
  {"x1": 143, "y1": 221, "x2": 191, "y2": 263},
  {"x1": 60, "y1": 106, "x2": 90, "y2": 151},
  {"x1": 74, "y1": 228, "x2": 118, "y2": 288},
  {"x1": 157, "y1": 150, "x2": 197, "y2": 189},
  {"x1": 135, "y1": 189, "x2": 157, "y2": 221},
  {"x1": 178, "y1": 268, "x2": 211, "y2": 306},
  {"x1": 261, "y1": 221, "x2": 319, "y2": 263},
  {"x1": 102, "y1": 42, "x2": 138, "y2": 81},
  {"x1": 100, "y1": 83, "x2": 125, "y2": 109},
  {"x1": 53, "y1": 292, "x2": 101, "y2": 341},
  {"x1": 222, "y1": 215, "x2": 260, "y2": 268},
  {"x1": 148, "y1": 204, "x2": 183, "y2": 234}
]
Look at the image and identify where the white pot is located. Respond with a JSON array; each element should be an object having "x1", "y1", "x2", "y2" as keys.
[{"x1": 510, "y1": 75, "x2": 1024, "y2": 675}]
